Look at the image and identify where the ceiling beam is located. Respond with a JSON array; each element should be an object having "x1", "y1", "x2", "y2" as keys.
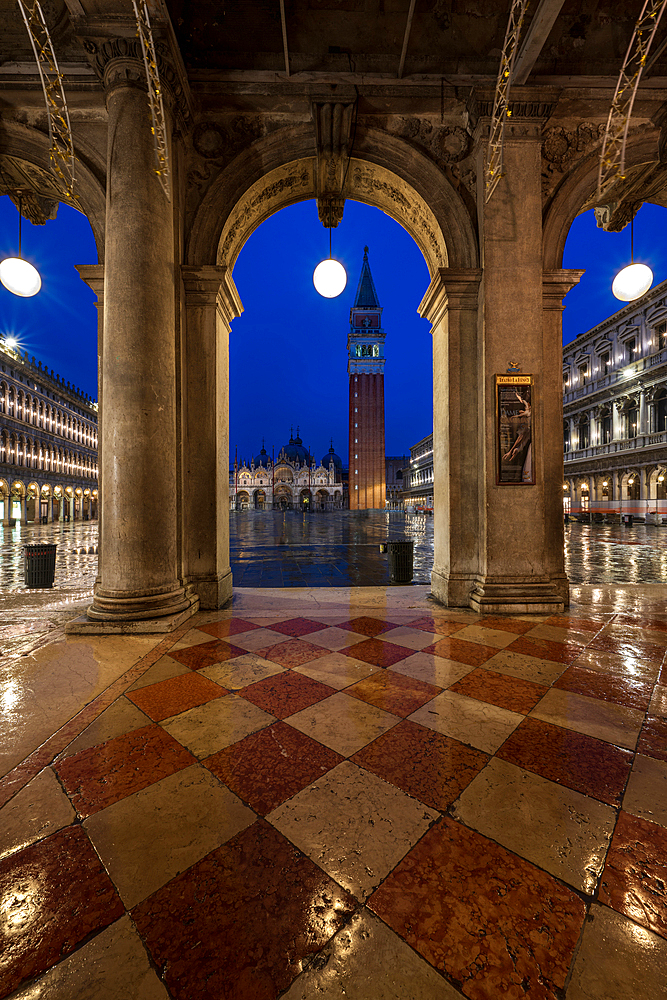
[
  {"x1": 279, "y1": 0, "x2": 290, "y2": 77},
  {"x1": 513, "y1": 0, "x2": 566, "y2": 85}
]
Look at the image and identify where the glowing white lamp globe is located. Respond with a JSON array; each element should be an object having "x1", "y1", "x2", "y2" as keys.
[
  {"x1": 612, "y1": 262, "x2": 653, "y2": 302},
  {"x1": 313, "y1": 258, "x2": 347, "y2": 298},
  {"x1": 0, "y1": 257, "x2": 41, "y2": 297}
]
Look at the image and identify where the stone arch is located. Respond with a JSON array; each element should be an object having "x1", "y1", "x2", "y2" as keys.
[
  {"x1": 187, "y1": 125, "x2": 478, "y2": 273},
  {"x1": 543, "y1": 135, "x2": 663, "y2": 270},
  {"x1": 0, "y1": 120, "x2": 106, "y2": 262}
]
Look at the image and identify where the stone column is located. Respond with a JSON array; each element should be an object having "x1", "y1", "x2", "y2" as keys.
[
  {"x1": 86, "y1": 41, "x2": 194, "y2": 625},
  {"x1": 419, "y1": 268, "x2": 482, "y2": 606},
  {"x1": 469, "y1": 118, "x2": 582, "y2": 613},
  {"x1": 77, "y1": 264, "x2": 104, "y2": 583},
  {"x1": 181, "y1": 266, "x2": 243, "y2": 608},
  {"x1": 613, "y1": 401, "x2": 623, "y2": 440},
  {"x1": 639, "y1": 389, "x2": 647, "y2": 435}
]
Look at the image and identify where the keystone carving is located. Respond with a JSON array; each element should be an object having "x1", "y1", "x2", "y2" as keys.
[{"x1": 312, "y1": 101, "x2": 355, "y2": 228}]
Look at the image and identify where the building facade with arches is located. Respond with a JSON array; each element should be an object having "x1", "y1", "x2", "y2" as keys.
[
  {"x1": 0, "y1": 338, "x2": 99, "y2": 525},
  {"x1": 563, "y1": 279, "x2": 667, "y2": 521},
  {"x1": 230, "y1": 434, "x2": 344, "y2": 511},
  {"x1": 3, "y1": 6, "x2": 667, "y2": 625}
]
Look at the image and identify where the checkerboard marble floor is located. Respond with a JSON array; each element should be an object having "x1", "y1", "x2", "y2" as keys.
[{"x1": 2, "y1": 585, "x2": 667, "y2": 999}]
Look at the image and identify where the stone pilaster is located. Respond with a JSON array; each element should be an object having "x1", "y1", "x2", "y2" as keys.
[
  {"x1": 470, "y1": 124, "x2": 578, "y2": 614},
  {"x1": 181, "y1": 265, "x2": 243, "y2": 609},
  {"x1": 77, "y1": 264, "x2": 103, "y2": 582},
  {"x1": 82, "y1": 44, "x2": 195, "y2": 627},
  {"x1": 419, "y1": 268, "x2": 482, "y2": 607}
]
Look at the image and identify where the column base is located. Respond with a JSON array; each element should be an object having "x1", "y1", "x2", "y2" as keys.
[
  {"x1": 189, "y1": 569, "x2": 233, "y2": 610},
  {"x1": 430, "y1": 569, "x2": 477, "y2": 608},
  {"x1": 469, "y1": 577, "x2": 566, "y2": 615},
  {"x1": 85, "y1": 584, "x2": 196, "y2": 622},
  {"x1": 66, "y1": 597, "x2": 199, "y2": 635}
]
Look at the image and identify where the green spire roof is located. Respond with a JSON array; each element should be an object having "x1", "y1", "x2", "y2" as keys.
[{"x1": 353, "y1": 246, "x2": 380, "y2": 308}]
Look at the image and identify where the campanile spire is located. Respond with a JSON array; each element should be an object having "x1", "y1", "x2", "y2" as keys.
[{"x1": 348, "y1": 247, "x2": 386, "y2": 509}]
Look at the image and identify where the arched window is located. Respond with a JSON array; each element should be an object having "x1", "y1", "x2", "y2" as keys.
[
  {"x1": 627, "y1": 406, "x2": 639, "y2": 439},
  {"x1": 0, "y1": 382, "x2": 6, "y2": 414},
  {"x1": 578, "y1": 416, "x2": 589, "y2": 449},
  {"x1": 563, "y1": 421, "x2": 570, "y2": 452},
  {"x1": 8, "y1": 386, "x2": 15, "y2": 417},
  {"x1": 0, "y1": 431, "x2": 6, "y2": 462},
  {"x1": 17, "y1": 392, "x2": 24, "y2": 421}
]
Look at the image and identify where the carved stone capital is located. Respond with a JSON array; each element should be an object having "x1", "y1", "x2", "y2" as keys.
[
  {"x1": 542, "y1": 269, "x2": 585, "y2": 311},
  {"x1": 312, "y1": 101, "x2": 355, "y2": 228},
  {"x1": 95, "y1": 38, "x2": 145, "y2": 92}
]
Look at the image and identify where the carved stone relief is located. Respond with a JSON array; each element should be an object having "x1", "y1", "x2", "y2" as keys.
[
  {"x1": 364, "y1": 115, "x2": 472, "y2": 173},
  {"x1": 541, "y1": 122, "x2": 605, "y2": 201}
]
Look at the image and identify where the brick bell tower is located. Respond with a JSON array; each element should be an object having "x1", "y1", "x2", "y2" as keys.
[{"x1": 348, "y1": 246, "x2": 386, "y2": 509}]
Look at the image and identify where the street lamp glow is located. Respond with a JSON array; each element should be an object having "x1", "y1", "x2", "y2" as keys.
[
  {"x1": 612, "y1": 262, "x2": 653, "y2": 302},
  {"x1": 0, "y1": 257, "x2": 41, "y2": 297},
  {"x1": 313, "y1": 258, "x2": 347, "y2": 298}
]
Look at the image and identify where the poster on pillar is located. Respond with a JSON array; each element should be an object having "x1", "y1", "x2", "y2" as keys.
[{"x1": 496, "y1": 375, "x2": 535, "y2": 485}]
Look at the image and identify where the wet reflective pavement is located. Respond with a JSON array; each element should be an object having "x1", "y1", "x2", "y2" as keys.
[
  {"x1": 565, "y1": 521, "x2": 667, "y2": 584},
  {"x1": 1, "y1": 585, "x2": 667, "y2": 999}
]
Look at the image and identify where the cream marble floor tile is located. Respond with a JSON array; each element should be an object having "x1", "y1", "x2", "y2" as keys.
[
  {"x1": 161, "y1": 694, "x2": 274, "y2": 758},
  {"x1": 0, "y1": 633, "x2": 159, "y2": 778},
  {"x1": 84, "y1": 765, "x2": 255, "y2": 908},
  {"x1": 199, "y1": 653, "x2": 285, "y2": 690},
  {"x1": 286, "y1": 692, "x2": 400, "y2": 756},
  {"x1": 375, "y1": 626, "x2": 439, "y2": 651},
  {"x1": 409, "y1": 690, "x2": 523, "y2": 753},
  {"x1": 390, "y1": 651, "x2": 473, "y2": 688},
  {"x1": 282, "y1": 909, "x2": 459, "y2": 999},
  {"x1": 649, "y1": 684, "x2": 667, "y2": 718},
  {"x1": 169, "y1": 628, "x2": 221, "y2": 651},
  {"x1": 566, "y1": 904, "x2": 667, "y2": 1000},
  {"x1": 305, "y1": 628, "x2": 369, "y2": 651},
  {"x1": 0, "y1": 767, "x2": 74, "y2": 861},
  {"x1": 126, "y1": 655, "x2": 191, "y2": 692},
  {"x1": 524, "y1": 623, "x2": 594, "y2": 646},
  {"x1": 452, "y1": 625, "x2": 518, "y2": 649},
  {"x1": 481, "y1": 648, "x2": 566, "y2": 685},
  {"x1": 59, "y1": 697, "x2": 152, "y2": 758},
  {"x1": 13, "y1": 914, "x2": 169, "y2": 1000},
  {"x1": 453, "y1": 758, "x2": 615, "y2": 894},
  {"x1": 623, "y1": 754, "x2": 667, "y2": 830},
  {"x1": 268, "y1": 761, "x2": 436, "y2": 900},
  {"x1": 227, "y1": 628, "x2": 290, "y2": 651},
  {"x1": 604, "y1": 623, "x2": 667, "y2": 648},
  {"x1": 530, "y1": 688, "x2": 644, "y2": 750},
  {"x1": 293, "y1": 653, "x2": 377, "y2": 690},
  {"x1": 570, "y1": 647, "x2": 660, "y2": 681}
]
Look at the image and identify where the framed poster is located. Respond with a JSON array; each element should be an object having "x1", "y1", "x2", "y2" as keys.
[{"x1": 496, "y1": 374, "x2": 535, "y2": 485}]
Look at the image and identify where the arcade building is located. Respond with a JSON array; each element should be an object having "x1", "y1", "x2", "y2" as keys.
[{"x1": 230, "y1": 431, "x2": 344, "y2": 511}]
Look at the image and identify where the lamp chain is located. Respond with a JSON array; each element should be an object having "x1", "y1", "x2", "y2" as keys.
[{"x1": 18, "y1": 194, "x2": 22, "y2": 260}]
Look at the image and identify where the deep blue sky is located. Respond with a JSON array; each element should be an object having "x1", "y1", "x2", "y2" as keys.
[{"x1": 1, "y1": 193, "x2": 665, "y2": 464}]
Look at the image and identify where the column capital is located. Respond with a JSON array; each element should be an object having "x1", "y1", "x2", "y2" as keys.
[
  {"x1": 418, "y1": 268, "x2": 482, "y2": 327},
  {"x1": 76, "y1": 264, "x2": 104, "y2": 302},
  {"x1": 181, "y1": 265, "x2": 244, "y2": 328},
  {"x1": 543, "y1": 269, "x2": 585, "y2": 311}
]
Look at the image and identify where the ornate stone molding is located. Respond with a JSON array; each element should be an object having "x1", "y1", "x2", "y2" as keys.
[
  {"x1": 93, "y1": 37, "x2": 191, "y2": 131},
  {"x1": 312, "y1": 101, "x2": 356, "y2": 228}
]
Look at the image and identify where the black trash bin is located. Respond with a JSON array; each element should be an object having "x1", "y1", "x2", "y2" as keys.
[
  {"x1": 24, "y1": 544, "x2": 57, "y2": 588},
  {"x1": 623, "y1": 514, "x2": 634, "y2": 526},
  {"x1": 387, "y1": 540, "x2": 414, "y2": 583}
]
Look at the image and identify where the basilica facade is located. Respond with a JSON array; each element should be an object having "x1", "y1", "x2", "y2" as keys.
[{"x1": 230, "y1": 431, "x2": 344, "y2": 511}]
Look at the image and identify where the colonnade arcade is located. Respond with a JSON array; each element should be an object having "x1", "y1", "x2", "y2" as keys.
[
  {"x1": 4, "y1": 20, "x2": 666, "y2": 629},
  {"x1": 0, "y1": 478, "x2": 98, "y2": 525}
]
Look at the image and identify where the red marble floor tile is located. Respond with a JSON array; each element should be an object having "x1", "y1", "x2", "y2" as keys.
[
  {"x1": 421, "y1": 636, "x2": 498, "y2": 667},
  {"x1": 369, "y1": 816, "x2": 585, "y2": 1000},
  {"x1": 238, "y1": 671, "x2": 335, "y2": 719},
  {"x1": 254, "y1": 638, "x2": 329, "y2": 668},
  {"x1": 599, "y1": 811, "x2": 667, "y2": 940},
  {"x1": 543, "y1": 614, "x2": 607, "y2": 632},
  {"x1": 449, "y1": 667, "x2": 547, "y2": 715},
  {"x1": 505, "y1": 635, "x2": 583, "y2": 665},
  {"x1": 659, "y1": 661, "x2": 667, "y2": 687},
  {"x1": 345, "y1": 669, "x2": 441, "y2": 717},
  {"x1": 337, "y1": 616, "x2": 400, "y2": 637},
  {"x1": 637, "y1": 715, "x2": 667, "y2": 763},
  {"x1": 553, "y1": 664, "x2": 653, "y2": 712},
  {"x1": 266, "y1": 617, "x2": 329, "y2": 637},
  {"x1": 205, "y1": 721, "x2": 343, "y2": 814},
  {"x1": 0, "y1": 825, "x2": 124, "y2": 996},
  {"x1": 169, "y1": 638, "x2": 246, "y2": 670},
  {"x1": 127, "y1": 671, "x2": 228, "y2": 722},
  {"x1": 496, "y1": 717, "x2": 633, "y2": 807},
  {"x1": 132, "y1": 818, "x2": 357, "y2": 1000},
  {"x1": 339, "y1": 637, "x2": 414, "y2": 668},
  {"x1": 198, "y1": 619, "x2": 260, "y2": 639},
  {"x1": 587, "y1": 633, "x2": 666, "y2": 663},
  {"x1": 404, "y1": 617, "x2": 467, "y2": 636},
  {"x1": 55, "y1": 724, "x2": 196, "y2": 818},
  {"x1": 352, "y1": 719, "x2": 489, "y2": 811},
  {"x1": 476, "y1": 616, "x2": 536, "y2": 635}
]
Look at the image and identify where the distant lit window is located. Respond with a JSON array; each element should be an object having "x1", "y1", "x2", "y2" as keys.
[
  {"x1": 578, "y1": 364, "x2": 588, "y2": 385},
  {"x1": 600, "y1": 351, "x2": 611, "y2": 375},
  {"x1": 626, "y1": 337, "x2": 636, "y2": 359},
  {"x1": 657, "y1": 322, "x2": 667, "y2": 351}
]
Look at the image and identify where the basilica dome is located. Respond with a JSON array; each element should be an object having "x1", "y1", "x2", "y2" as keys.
[
  {"x1": 280, "y1": 429, "x2": 311, "y2": 465},
  {"x1": 321, "y1": 444, "x2": 343, "y2": 471},
  {"x1": 253, "y1": 445, "x2": 269, "y2": 467}
]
